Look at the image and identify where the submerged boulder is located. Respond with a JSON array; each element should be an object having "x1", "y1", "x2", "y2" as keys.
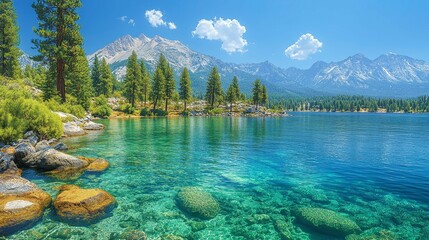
[
  {"x1": 79, "y1": 157, "x2": 109, "y2": 172},
  {"x1": 82, "y1": 121, "x2": 104, "y2": 131},
  {"x1": 21, "y1": 148, "x2": 88, "y2": 171},
  {"x1": 176, "y1": 187, "x2": 220, "y2": 219},
  {"x1": 63, "y1": 122, "x2": 86, "y2": 137},
  {"x1": 0, "y1": 175, "x2": 51, "y2": 235},
  {"x1": 295, "y1": 207, "x2": 361, "y2": 237},
  {"x1": 53, "y1": 185, "x2": 116, "y2": 222}
]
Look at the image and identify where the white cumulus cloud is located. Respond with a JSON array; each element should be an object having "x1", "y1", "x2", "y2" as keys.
[
  {"x1": 145, "y1": 9, "x2": 176, "y2": 30},
  {"x1": 192, "y1": 18, "x2": 247, "y2": 53},
  {"x1": 119, "y1": 16, "x2": 127, "y2": 22},
  {"x1": 128, "y1": 19, "x2": 135, "y2": 27},
  {"x1": 285, "y1": 33, "x2": 323, "y2": 60}
]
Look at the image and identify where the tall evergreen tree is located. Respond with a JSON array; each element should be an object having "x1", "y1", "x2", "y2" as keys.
[
  {"x1": 123, "y1": 51, "x2": 141, "y2": 108},
  {"x1": 151, "y1": 67, "x2": 165, "y2": 111},
  {"x1": 205, "y1": 67, "x2": 222, "y2": 109},
  {"x1": 179, "y1": 67, "x2": 192, "y2": 111},
  {"x1": 261, "y1": 85, "x2": 268, "y2": 107},
  {"x1": 252, "y1": 79, "x2": 262, "y2": 110},
  {"x1": 226, "y1": 77, "x2": 240, "y2": 112},
  {"x1": 164, "y1": 65, "x2": 175, "y2": 112},
  {"x1": 91, "y1": 54, "x2": 101, "y2": 96},
  {"x1": 0, "y1": 0, "x2": 21, "y2": 79},
  {"x1": 32, "y1": 0, "x2": 86, "y2": 103},
  {"x1": 140, "y1": 60, "x2": 151, "y2": 106},
  {"x1": 99, "y1": 58, "x2": 113, "y2": 96},
  {"x1": 66, "y1": 46, "x2": 92, "y2": 109}
]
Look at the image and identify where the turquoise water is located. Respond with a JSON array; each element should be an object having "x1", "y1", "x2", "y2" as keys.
[{"x1": 9, "y1": 113, "x2": 429, "y2": 239}]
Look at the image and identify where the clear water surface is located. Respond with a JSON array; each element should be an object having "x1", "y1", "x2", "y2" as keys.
[{"x1": 9, "y1": 113, "x2": 429, "y2": 239}]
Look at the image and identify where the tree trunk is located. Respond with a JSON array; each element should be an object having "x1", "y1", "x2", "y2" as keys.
[
  {"x1": 184, "y1": 100, "x2": 187, "y2": 111},
  {"x1": 153, "y1": 97, "x2": 158, "y2": 112},
  {"x1": 165, "y1": 98, "x2": 168, "y2": 112},
  {"x1": 230, "y1": 101, "x2": 233, "y2": 112}
]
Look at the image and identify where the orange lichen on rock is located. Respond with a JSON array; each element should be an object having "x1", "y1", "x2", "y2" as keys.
[
  {"x1": 54, "y1": 185, "x2": 115, "y2": 222},
  {"x1": 0, "y1": 175, "x2": 52, "y2": 235}
]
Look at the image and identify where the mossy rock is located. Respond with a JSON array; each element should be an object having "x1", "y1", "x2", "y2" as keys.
[
  {"x1": 295, "y1": 207, "x2": 361, "y2": 237},
  {"x1": 176, "y1": 187, "x2": 220, "y2": 219},
  {"x1": 120, "y1": 229, "x2": 147, "y2": 240}
]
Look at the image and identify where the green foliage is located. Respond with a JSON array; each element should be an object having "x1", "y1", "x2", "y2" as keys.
[
  {"x1": 91, "y1": 54, "x2": 101, "y2": 95},
  {"x1": 119, "y1": 103, "x2": 136, "y2": 114},
  {"x1": 44, "y1": 98, "x2": 86, "y2": 118},
  {"x1": 123, "y1": 51, "x2": 141, "y2": 107},
  {"x1": 0, "y1": 98, "x2": 63, "y2": 142},
  {"x1": 140, "y1": 60, "x2": 151, "y2": 105},
  {"x1": 23, "y1": 65, "x2": 46, "y2": 88},
  {"x1": 0, "y1": 0, "x2": 21, "y2": 79},
  {"x1": 205, "y1": 67, "x2": 222, "y2": 109},
  {"x1": 164, "y1": 59, "x2": 176, "y2": 111},
  {"x1": 226, "y1": 76, "x2": 241, "y2": 111},
  {"x1": 140, "y1": 108, "x2": 150, "y2": 117},
  {"x1": 32, "y1": 0, "x2": 86, "y2": 103},
  {"x1": 179, "y1": 67, "x2": 192, "y2": 110},
  {"x1": 208, "y1": 108, "x2": 224, "y2": 115},
  {"x1": 252, "y1": 79, "x2": 262, "y2": 107},
  {"x1": 99, "y1": 58, "x2": 113, "y2": 96},
  {"x1": 151, "y1": 108, "x2": 168, "y2": 117},
  {"x1": 91, "y1": 95, "x2": 112, "y2": 118},
  {"x1": 151, "y1": 67, "x2": 165, "y2": 111},
  {"x1": 273, "y1": 95, "x2": 429, "y2": 113}
]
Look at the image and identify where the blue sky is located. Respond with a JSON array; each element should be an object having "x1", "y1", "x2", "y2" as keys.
[{"x1": 14, "y1": 0, "x2": 429, "y2": 69}]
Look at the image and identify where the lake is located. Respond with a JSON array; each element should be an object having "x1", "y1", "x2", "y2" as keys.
[{"x1": 12, "y1": 113, "x2": 429, "y2": 239}]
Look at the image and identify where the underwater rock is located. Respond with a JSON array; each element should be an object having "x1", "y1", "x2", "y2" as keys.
[
  {"x1": 247, "y1": 214, "x2": 271, "y2": 224},
  {"x1": 274, "y1": 219, "x2": 294, "y2": 240},
  {"x1": 21, "y1": 148, "x2": 88, "y2": 171},
  {"x1": 295, "y1": 207, "x2": 361, "y2": 237},
  {"x1": 63, "y1": 122, "x2": 86, "y2": 137},
  {"x1": 35, "y1": 140, "x2": 51, "y2": 152},
  {"x1": 14, "y1": 142, "x2": 36, "y2": 164},
  {"x1": 345, "y1": 228, "x2": 398, "y2": 240},
  {"x1": 79, "y1": 157, "x2": 110, "y2": 172},
  {"x1": 176, "y1": 187, "x2": 220, "y2": 219},
  {"x1": 82, "y1": 121, "x2": 105, "y2": 131},
  {"x1": 0, "y1": 175, "x2": 51, "y2": 235},
  {"x1": 188, "y1": 221, "x2": 207, "y2": 231},
  {"x1": 120, "y1": 229, "x2": 147, "y2": 240},
  {"x1": 160, "y1": 234, "x2": 185, "y2": 240},
  {"x1": 54, "y1": 185, "x2": 116, "y2": 222}
]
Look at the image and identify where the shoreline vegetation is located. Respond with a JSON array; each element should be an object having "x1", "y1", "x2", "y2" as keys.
[{"x1": 0, "y1": 0, "x2": 428, "y2": 238}]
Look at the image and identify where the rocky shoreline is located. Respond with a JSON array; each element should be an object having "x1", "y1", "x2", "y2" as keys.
[{"x1": 0, "y1": 114, "x2": 114, "y2": 236}]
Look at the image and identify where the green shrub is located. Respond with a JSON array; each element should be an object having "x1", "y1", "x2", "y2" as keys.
[
  {"x1": 44, "y1": 98, "x2": 86, "y2": 118},
  {"x1": 151, "y1": 109, "x2": 168, "y2": 116},
  {"x1": 119, "y1": 103, "x2": 136, "y2": 114},
  {"x1": 0, "y1": 98, "x2": 63, "y2": 143},
  {"x1": 140, "y1": 108, "x2": 150, "y2": 116},
  {"x1": 208, "y1": 108, "x2": 224, "y2": 115},
  {"x1": 91, "y1": 96, "x2": 112, "y2": 118}
]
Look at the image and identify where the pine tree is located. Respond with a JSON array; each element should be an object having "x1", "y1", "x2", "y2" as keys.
[
  {"x1": 261, "y1": 85, "x2": 268, "y2": 107},
  {"x1": 123, "y1": 51, "x2": 141, "y2": 108},
  {"x1": 226, "y1": 77, "x2": 241, "y2": 112},
  {"x1": 252, "y1": 79, "x2": 262, "y2": 110},
  {"x1": 205, "y1": 67, "x2": 222, "y2": 109},
  {"x1": 140, "y1": 60, "x2": 151, "y2": 106},
  {"x1": 99, "y1": 58, "x2": 113, "y2": 96},
  {"x1": 151, "y1": 67, "x2": 165, "y2": 111},
  {"x1": 66, "y1": 46, "x2": 92, "y2": 110},
  {"x1": 179, "y1": 67, "x2": 192, "y2": 111},
  {"x1": 0, "y1": 0, "x2": 21, "y2": 79},
  {"x1": 32, "y1": 0, "x2": 85, "y2": 103},
  {"x1": 91, "y1": 54, "x2": 101, "y2": 96},
  {"x1": 164, "y1": 65, "x2": 175, "y2": 112}
]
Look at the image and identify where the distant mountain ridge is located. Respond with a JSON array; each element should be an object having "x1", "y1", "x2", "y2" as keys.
[{"x1": 23, "y1": 34, "x2": 429, "y2": 97}]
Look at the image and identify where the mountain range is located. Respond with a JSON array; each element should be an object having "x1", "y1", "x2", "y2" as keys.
[{"x1": 24, "y1": 34, "x2": 429, "y2": 97}]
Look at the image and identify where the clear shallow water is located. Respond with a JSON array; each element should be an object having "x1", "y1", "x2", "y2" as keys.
[{"x1": 9, "y1": 113, "x2": 429, "y2": 239}]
